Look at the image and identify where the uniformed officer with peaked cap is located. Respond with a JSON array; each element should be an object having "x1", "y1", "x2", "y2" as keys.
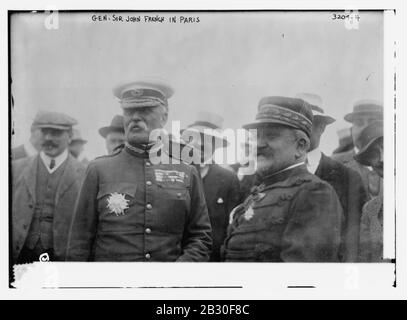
[
  {"x1": 66, "y1": 79, "x2": 212, "y2": 262},
  {"x1": 222, "y1": 96, "x2": 343, "y2": 262}
]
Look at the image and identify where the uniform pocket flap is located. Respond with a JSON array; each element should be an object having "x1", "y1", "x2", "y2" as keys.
[{"x1": 97, "y1": 182, "x2": 137, "y2": 199}]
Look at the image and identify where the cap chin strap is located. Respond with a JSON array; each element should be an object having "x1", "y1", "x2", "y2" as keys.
[{"x1": 125, "y1": 141, "x2": 156, "y2": 153}]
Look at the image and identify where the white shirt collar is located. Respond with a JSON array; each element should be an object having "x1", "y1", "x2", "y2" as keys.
[
  {"x1": 282, "y1": 161, "x2": 305, "y2": 173},
  {"x1": 307, "y1": 148, "x2": 322, "y2": 174},
  {"x1": 24, "y1": 141, "x2": 38, "y2": 157},
  {"x1": 40, "y1": 149, "x2": 69, "y2": 174},
  {"x1": 200, "y1": 164, "x2": 210, "y2": 179}
]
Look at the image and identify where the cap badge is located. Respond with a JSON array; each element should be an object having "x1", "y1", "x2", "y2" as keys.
[
  {"x1": 106, "y1": 192, "x2": 130, "y2": 216},
  {"x1": 130, "y1": 89, "x2": 143, "y2": 97},
  {"x1": 217, "y1": 197, "x2": 224, "y2": 204}
]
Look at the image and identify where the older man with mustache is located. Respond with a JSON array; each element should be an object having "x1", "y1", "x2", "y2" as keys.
[
  {"x1": 66, "y1": 79, "x2": 212, "y2": 262},
  {"x1": 222, "y1": 96, "x2": 343, "y2": 262},
  {"x1": 11, "y1": 110, "x2": 85, "y2": 263}
]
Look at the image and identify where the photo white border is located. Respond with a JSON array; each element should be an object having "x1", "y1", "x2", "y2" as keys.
[{"x1": 1, "y1": 0, "x2": 406, "y2": 300}]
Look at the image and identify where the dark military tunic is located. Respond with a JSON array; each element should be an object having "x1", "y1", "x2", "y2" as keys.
[
  {"x1": 66, "y1": 145, "x2": 212, "y2": 262},
  {"x1": 223, "y1": 164, "x2": 343, "y2": 262}
]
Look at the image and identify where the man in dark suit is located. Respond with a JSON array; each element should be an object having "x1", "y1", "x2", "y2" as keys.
[
  {"x1": 12, "y1": 111, "x2": 85, "y2": 263},
  {"x1": 182, "y1": 111, "x2": 240, "y2": 261},
  {"x1": 332, "y1": 100, "x2": 383, "y2": 199},
  {"x1": 297, "y1": 93, "x2": 368, "y2": 262}
]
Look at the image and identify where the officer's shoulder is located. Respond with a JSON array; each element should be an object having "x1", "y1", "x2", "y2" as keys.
[{"x1": 91, "y1": 147, "x2": 124, "y2": 166}]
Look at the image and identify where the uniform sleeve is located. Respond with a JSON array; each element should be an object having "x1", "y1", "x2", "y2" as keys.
[
  {"x1": 177, "y1": 166, "x2": 212, "y2": 262},
  {"x1": 65, "y1": 162, "x2": 99, "y2": 261},
  {"x1": 280, "y1": 182, "x2": 343, "y2": 262}
]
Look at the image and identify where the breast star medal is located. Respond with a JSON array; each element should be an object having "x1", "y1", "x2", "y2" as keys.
[
  {"x1": 106, "y1": 192, "x2": 130, "y2": 216},
  {"x1": 243, "y1": 205, "x2": 255, "y2": 221}
]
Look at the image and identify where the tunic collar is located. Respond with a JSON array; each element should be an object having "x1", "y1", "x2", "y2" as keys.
[
  {"x1": 257, "y1": 161, "x2": 306, "y2": 186},
  {"x1": 124, "y1": 141, "x2": 157, "y2": 158}
]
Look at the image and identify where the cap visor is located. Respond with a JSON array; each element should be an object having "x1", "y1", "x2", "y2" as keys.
[
  {"x1": 314, "y1": 115, "x2": 336, "y2": 124},
  {"x1": 36, "y1": 124, "x2": 71, "y2": 130},
  {"x1": 243, "y1": 119, "x2": 300, "y2": 131}
]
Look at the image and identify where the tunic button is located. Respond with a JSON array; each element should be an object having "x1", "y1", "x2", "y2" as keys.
[
  {"x1": 145, "y1": 253, "x2": 151, "y2": 259},
  {"x1": 145, "y1": 228, "x2": 151, "y2": 234},
  {"x1": 146, "y1": 204, "x2": 152, "y2": 210},
  {"x1": 146, "y1": 181, "x2": 152, "y2": 186}
]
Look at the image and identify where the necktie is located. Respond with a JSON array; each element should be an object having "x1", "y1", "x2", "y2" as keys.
[{"x1": 49, "y1": 159, "x2": 56, "y2": 170}]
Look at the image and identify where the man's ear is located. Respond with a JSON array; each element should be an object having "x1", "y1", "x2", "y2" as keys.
[
  {"x1": 161, "y1": 107, "x2": 168, "y2": 125},
  {"x1": 295, "y1": 136, "x2": 310, "y2": 158}
]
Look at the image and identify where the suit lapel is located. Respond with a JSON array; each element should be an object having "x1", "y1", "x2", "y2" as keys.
[
  {"x1": 315, "y1": 153, "x2": 340, "y2": 182},
  {"x1": 22, "y1": 155, "x2": 39, "y2": 202},
  {"x1": 55, "y1": 155, "x2": 79, "y2": 205},
  {"x1": 314, "y1": 154, "x2": 325, "y2": 177}
]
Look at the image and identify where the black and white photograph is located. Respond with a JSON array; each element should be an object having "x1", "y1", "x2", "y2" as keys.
[{"x1": 2, "y1": 0, "x2": 406, "y2": 301}]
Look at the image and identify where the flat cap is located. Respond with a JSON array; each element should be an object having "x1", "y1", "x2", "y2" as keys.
[
  {"x1": 354, "y1": 120, "x2": 383, "y2": 165},
  {"x1": 113, "y1": 78, "x2": 174, "y2": 109},
  {"x1": 344, "y1": 99, "x2": 383, "y2": 123},
  {"x1": 243, "y1": 96, "x2": 314, "y2": 137},
  {"x1": 295, "y1": 92, "x2": 335, "y2": 124},
  {"x1": 33, "y1": 110, "x2": 77, "y2": 130},
  {"x1": 99, "y1": 114, "x2": 125, "y2": 138}
]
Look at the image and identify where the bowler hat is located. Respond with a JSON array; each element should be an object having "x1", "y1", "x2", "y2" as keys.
[
  {"x1": 99, "y1": 115, "x2": 125, "y2": 138},
  {"x1": 354, "y1": 121, "x2": 383, "y2": 165},
  {"x1": 71, "y1": 129, "x2": 87, "y2": 144}
]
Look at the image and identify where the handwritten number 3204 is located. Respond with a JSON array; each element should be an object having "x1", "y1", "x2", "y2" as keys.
[{"x1": 332, "y1": 13, "x2": 360, "y2": 21}]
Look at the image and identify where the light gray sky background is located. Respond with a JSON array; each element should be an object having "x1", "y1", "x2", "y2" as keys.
[{"x1": 11, "y1": 11, "x2": 383, "y2": 161}]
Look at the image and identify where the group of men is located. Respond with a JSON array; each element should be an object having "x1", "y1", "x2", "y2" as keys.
[{"x1": 11, "y1": 78, "x2": 384, "y2": 264}]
